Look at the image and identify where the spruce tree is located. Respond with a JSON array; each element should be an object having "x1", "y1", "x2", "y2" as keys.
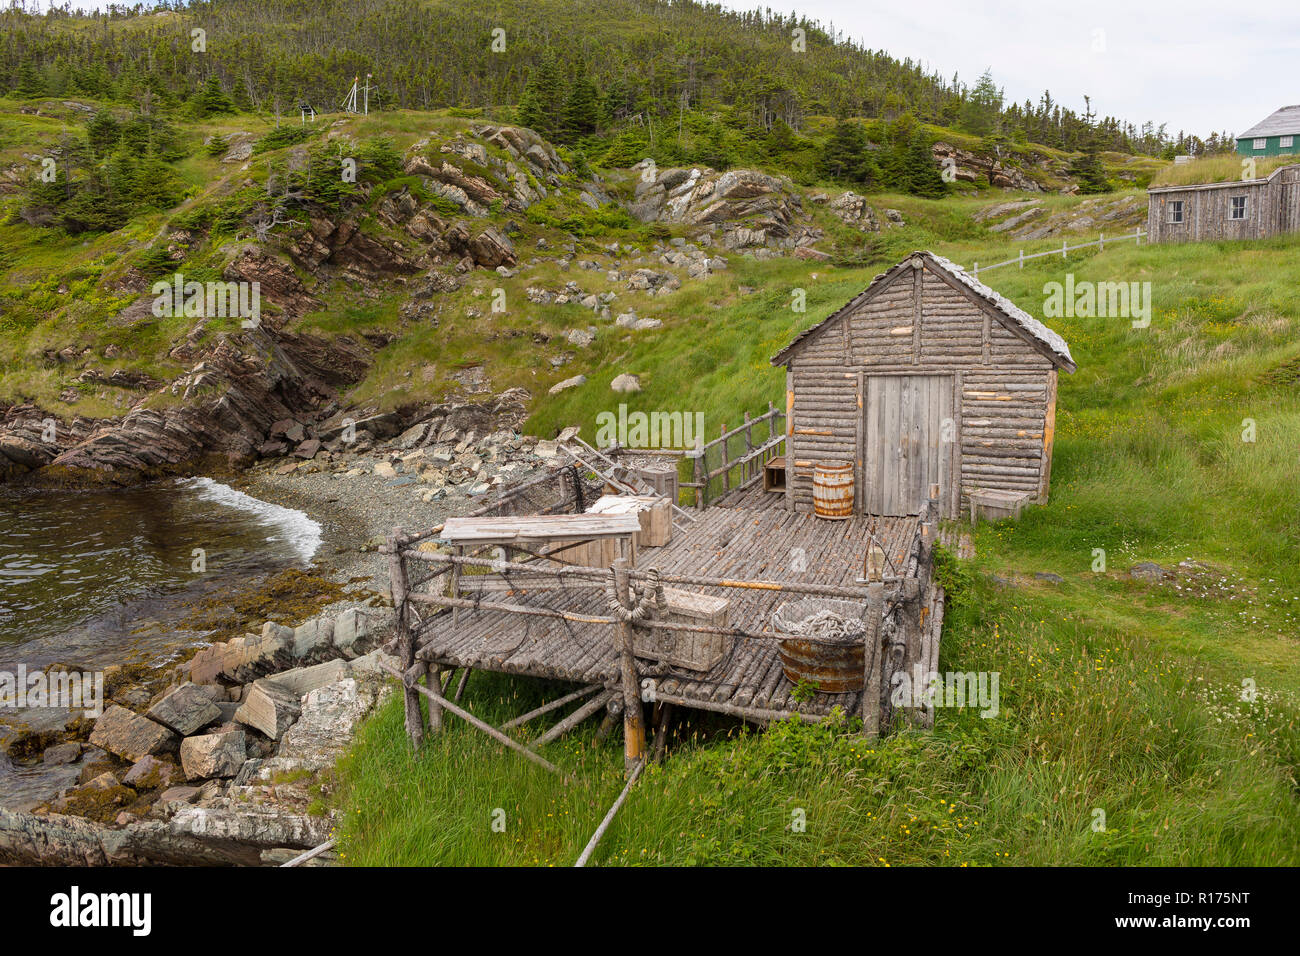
[
  {"x1": 560, "y1": 64, "x2": 599, "y2": 142},
  {"x1": 16, "y1": 60, "x2": 44, "y2": 96},
  {"x1": 194, "y1": 73, "x2": 235, "y2": 118},
  {"x1": 1070, "y1": 143, "x2": 1111, "y2": 194},
  {"x1": 903, "y1": 129, "x2": 946, "y2": 197},
  {"x1": 817, "y1": 118, "x2": 870, "y2": 184}
]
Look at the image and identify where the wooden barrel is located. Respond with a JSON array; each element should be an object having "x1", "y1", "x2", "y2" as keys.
[
  {"x1": 812, "y1": 461, "x2": 853, "y2": 520},
  {"x1": 777, "y1": 637, "x2": 865, "y2": 694}
]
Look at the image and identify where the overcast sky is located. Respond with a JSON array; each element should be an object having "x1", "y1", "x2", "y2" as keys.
[
  {"x1": 717, "y1": 0, "x2": 1299, "y2": 138},
  {"x1": 36, "y1": 0, "x2": 1300, "y2": 138}
]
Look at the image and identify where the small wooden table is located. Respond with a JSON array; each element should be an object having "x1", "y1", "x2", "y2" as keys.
[{"x1": 441, "y1": 513, "x2": 643, "y2": 565}]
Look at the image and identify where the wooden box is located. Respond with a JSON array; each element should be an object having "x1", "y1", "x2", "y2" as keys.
[
  {"x1": 587, "y1": 494, "x2": 672, "y2": 548},
  {"x1": 633, "y1": 587, "x2": 731, "y2": 672},
  {"x1": 763, "y1": 456, "x2": 787, "y2": 493},
  {"x1": 967, "y1": 488, "x2": 1032, "y2": 524}
]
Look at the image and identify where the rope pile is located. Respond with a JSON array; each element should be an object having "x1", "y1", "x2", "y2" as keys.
[
  {"x1": 785, "y1": 609, "x2": 865, "y2": 643},
  {"x1": 605, "y1": 567, "x2": 667, "y2": 622}
]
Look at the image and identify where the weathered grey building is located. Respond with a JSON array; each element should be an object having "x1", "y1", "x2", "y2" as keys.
[
  {"x1": 771, "y1": 251, "x2": 1075, "y2": 519},
  {"x1": 1147, "y1": 162, "x2": 1300, "y2": 243}
]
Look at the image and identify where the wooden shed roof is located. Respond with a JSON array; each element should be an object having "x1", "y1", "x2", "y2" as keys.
[
  {"x1": 1238, "y1": 105, "x2": 1300, "y2": 140},
  {"x1": 769, "y1": 250, "x2": 1076, "y2": 372}
]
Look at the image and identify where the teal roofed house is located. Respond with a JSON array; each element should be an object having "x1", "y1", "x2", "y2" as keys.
[{"x1": 1236, "y1": 105, "x2": 1300, "y2": 157}]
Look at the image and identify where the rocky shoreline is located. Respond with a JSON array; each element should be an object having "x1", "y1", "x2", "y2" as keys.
[{"x1": 0, "y1": 388, "x2": 561, "y2": 866}]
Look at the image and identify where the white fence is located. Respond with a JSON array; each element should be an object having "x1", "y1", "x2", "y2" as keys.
[{"x1": 970, "y1": 227, "x2": 1147, "y2": 280}]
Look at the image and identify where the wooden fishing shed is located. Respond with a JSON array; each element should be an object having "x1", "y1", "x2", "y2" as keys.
[{"x1": 770, "y1": 251, "x2": 1076, "y2": 521}]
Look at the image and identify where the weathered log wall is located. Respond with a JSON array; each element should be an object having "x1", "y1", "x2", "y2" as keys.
[
  {"x1": 783, "y1": 261, "x2": 1058, "y2": 517},
  {"x1": 1147, "y1": 163, "x2": 1300, "y2": 243}
]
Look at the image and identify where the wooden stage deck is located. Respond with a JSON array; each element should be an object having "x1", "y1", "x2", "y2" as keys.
[{"x1": 410, "y1": 497, "x2": 922, "y2": 721}]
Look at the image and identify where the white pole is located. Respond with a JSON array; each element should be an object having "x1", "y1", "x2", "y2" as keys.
[
  {"x1": 1018, "y1": 249, "x2": 1024, "y2": 269},
  {"x1": 1099, "y1": 232, "x2": 1104, "y2": 251},
  {"x1": 1061, "y1": 239, "x2": 1067, "y2": 259}
]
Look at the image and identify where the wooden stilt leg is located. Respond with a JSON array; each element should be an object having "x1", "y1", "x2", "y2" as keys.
[
  {"x1": 652, "y1": 702, "x2": 673, "y2": 764},
  {"x1": 612, "y1": 559, "x2": 645, "y2": 777},
  {"x1": 424, "y1": 662, "x2": 444, "y2": 734},
  {"x1": 387, "y1": 528, "x2": 423, "y2": 749}
]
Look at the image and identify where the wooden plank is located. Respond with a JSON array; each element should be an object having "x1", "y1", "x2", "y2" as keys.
[
  {"x1": 1037, "y1": 368, "x2": 1058, "y2": 504},
  {"x1": 911, "y1": 260, "x2": 923, "y2": 365},
  {"x1": 441, "y1": 514, "x2": 641, "y2": 545}
]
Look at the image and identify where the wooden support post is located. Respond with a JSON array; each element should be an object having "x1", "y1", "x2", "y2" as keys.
[
  {"x1": 594, "y1": 696, "x2": 621, "y2": 745},
  {"x1": 502, "y1": 683, "x2": 603, "y2": 731},
  {"x1": 574, "y1": 758, "x2": 644, "y2": 867},
  {"x1": 376, "y1": 660, "x2": 563, "y2": 776},
  {"x1": 386, "y1": 528, "x2": 424, "y2": 750},
  {"x1": 533, "y1": 690, "x2": 617, "y2": 746},
  {"x1": 424, "y1": 662, "x2": 444, "y2": 734},
  {"x1": 692, "y1": 447, "x2": 704, "y2": 511},
  {"x1": 449, "y1": 545, "x2": 463, "y2": 625},
  {"x1": 454, "y1": 667, "x2": 471, "y2": 703},
  {"x1": 861, "y1": 581, "x2": 886, "y2": 738},
  {"x1": 767, "y1": 401, "x2": 778, "y2": 466},
  {"x1": 743, "y1": 411, "x2": 753, "y2": 485},
  {"x1": 720, "y1": 423, "x2": 730, "y2": 493},
  {"x1": 612, "y1": 559, "x2": 645, "y2": 776},
  {"x1": 652, "y1": 702, "x2": 673, "y2": 764}
]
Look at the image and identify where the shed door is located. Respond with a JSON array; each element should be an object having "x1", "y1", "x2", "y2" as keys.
[{"x1": 864, "y1": 375, "x2": 954, "y2": 516}]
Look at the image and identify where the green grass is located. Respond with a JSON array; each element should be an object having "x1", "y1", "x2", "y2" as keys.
[
  {"x1": 2, "y1": 94, "x2": 1296, "y2": 864},
  {"x1": 335, "y1": 225, "x2": 1300, "y2": 866},
  {"x1": 335, "y1": 564, "x2": 1299, "y2": 866},
  {"x1": 1151, "y1": 154, "x2": 1296, "y2": 187}
]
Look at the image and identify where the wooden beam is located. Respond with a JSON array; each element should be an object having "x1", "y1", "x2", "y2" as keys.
[
  {"x1": 501, "y1": 684, "x2": 604, "y2": 730},
  {"x1": 386, "y1": 527, "x2": 424, "y2": 750},
  {"x1": 574, "y1": 759, "x2": 645, "y2": 867},
  {"x1": 533, "y1": 690, "x2": 617, "y2": 746},
  {"x1": 376, "y1": 660, "x2": 564, "y2": 777}
]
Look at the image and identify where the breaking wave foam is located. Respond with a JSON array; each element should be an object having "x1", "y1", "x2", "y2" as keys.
[{"x1": 179, "y1": 477, "x2": 322, "y2": 564}]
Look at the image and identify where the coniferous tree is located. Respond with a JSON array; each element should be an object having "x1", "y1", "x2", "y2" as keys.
[
  {"x1": 1070, "y1": 142, "x2": 1111, "y2": 194},
  {"x1": 560, "y1": 64, "x2": 599, "y2": 142},
  {"x1": 903, "y1": 128, "x2": 946, "y2": 197},
  {"x1": 16, "y1": 59, "x2": 43, "y2": 96},
  {"x1": 518, "y1": 52, "x2": 564, "y2": 138},
  {"x1": 193, "y1": 73, "x2": 235, "y2": 117},
  {"x1": 817, "y1": 118, "x2": 872, "y2": 184}
]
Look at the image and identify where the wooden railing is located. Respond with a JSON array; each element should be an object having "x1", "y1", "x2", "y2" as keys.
[{"x1": 682, "y1": 402, "x2": 785, "y2": 510}]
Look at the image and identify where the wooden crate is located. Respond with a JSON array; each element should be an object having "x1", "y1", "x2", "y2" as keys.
[
  {"x1": 633, "y1": 587, "x2": 730, "y2": 672},
  {"x1": 587, "y1": 494, "x2": 672, "y2": 548},
  {"x1": 968, "y1": 488, "x2": 1032, "y2": 524},
  {"x1": 763, "y1": 456, "x2": 787, "y2": 492}
]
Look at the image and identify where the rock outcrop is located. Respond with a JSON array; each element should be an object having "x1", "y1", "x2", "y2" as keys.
[
  {"x1": 3, "y1": 608, "x2": 392, "y2": 866},
  {"x1": 931, "y1": 142, "x2": 1043, "y2": 192},
  {"x1": 3, "y1": 326, "x2": 370, "y2": 483},
  {"x1": 627, "y1": 164, "x2": 824, "y2": 254}
]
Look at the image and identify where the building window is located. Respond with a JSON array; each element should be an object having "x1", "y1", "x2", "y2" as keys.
[
  {"x1": 1168, "y1": 200, "x2": 1184, "y2": 224},
  {"x1": 1230, "y1": 196, "x2": 1247, "y2": 220},
  {"x1": 1282, "y1": 136, "x2": 1295, "y2": 148},
  {"x1": 1253, "y1": 138, "x2": 1267, "y2": 150}
]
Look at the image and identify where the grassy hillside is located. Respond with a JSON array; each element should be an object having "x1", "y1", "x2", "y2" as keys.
[
  {"x1": 2, "y1": 90, "x2": 1294, "y2": 865},
  {"x1": 333, "y1": 233, "x2": 1300, "y2": 866}
]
